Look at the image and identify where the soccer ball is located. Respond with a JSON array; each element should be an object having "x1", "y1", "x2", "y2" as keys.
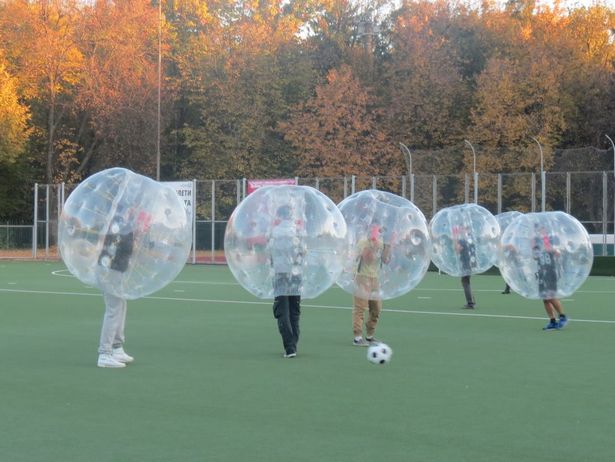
[{"x1": 367, "y1": 343, "x2": 393, "y2": 365}]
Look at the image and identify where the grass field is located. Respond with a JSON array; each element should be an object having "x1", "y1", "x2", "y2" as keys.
[{"x1": 1, "y1": 261, "x2": 614, "y2": 462}]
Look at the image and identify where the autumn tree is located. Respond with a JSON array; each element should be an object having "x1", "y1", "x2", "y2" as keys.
[
  {"x1": 0, "y1": 0, "x2": 83, "y2": 183},
  {"x1": 0, "y1": 50, "x2": 33, "y2": 219},
  {"x1": 0, "y1": 55, "x2": 30, "y2": 164},
  {"x1": 381, "y1": 1, "x2": 471, "y2": 153},
  {"x1": 75, "y1": 0, "x2": 161, "y2": 178},
  {"x1": 281, "y1": 64, "x2": 397, "y2": 178},
  {"x1": 173, "y1": 0, "x2": 322, "y2": 182}
]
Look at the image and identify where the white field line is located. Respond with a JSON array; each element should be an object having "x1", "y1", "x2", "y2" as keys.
[
  {"x1": 48, "y1": 269, "x2": 615, "y2": 294},
  {"x1": 49, "y1": 271, "x2": 615, "y2": 295},
  {"x1": 1, "y1": 287, "x2": 615, "y2": 325}
]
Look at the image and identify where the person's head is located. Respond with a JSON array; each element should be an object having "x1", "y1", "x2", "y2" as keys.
[
  {"x1": 369, "y1": 219, "x2": 382, "y2": 242},
  {"x1": 276, "y1": 205, "x2": 291, "y2": 220}
]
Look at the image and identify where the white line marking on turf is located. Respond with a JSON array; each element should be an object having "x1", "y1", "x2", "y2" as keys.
[
  {"x1": 49, "y1": 269, "x2": 615, "y2": 294},
  {"x1": 2, "y1": 287, "x2": 615, "y2": 325},
  {"x1": 418, "y1": 296, "x2": 431, "y2": 299}
]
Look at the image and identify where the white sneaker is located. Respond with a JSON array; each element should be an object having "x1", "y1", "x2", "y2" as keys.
[
  {"x1": 112, "y1": 347, "x2": 134, "y2": 363},
  {"x1": 97, "y1": 353, "x2": 126, "y2": 368}
]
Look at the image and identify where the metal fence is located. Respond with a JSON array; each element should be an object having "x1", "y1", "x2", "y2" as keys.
[{"x1": 3, "y1": 170, "x2": 614, "y2": 261}]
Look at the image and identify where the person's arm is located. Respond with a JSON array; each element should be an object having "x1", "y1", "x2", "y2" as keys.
[{"x1": 382, "y1": 244, "x2": 391, "y2": 265}]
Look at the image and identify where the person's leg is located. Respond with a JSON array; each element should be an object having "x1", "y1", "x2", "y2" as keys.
[
  {"x1": 110, "y1": 298, "x2": 134, "y2": 362},
  {"x1": 502, "y1": 283, "x2": 511, "y2": 294},
  {"x1": 112, "y1": 298, "x2": 128, "y2": 350},
  {"x1": 97, "y1": 293, "x2": 127, "y2": 368},
  {"x1": 289, "y1": 295, "x2": 301, "y2": 348},
  {"x1": 543, "y1": 299, "x2": 556, "y2": 318},
  {"x1": 352, "y1": 296, "x2": 368, "y2": 339},
  {"x1": 550, "y1": 299, "x2": 564, "y2": 316},
  {"x1": 549, "y1": 298, "x2": 568, "y2": 328},
  {"x1": 365, "y1": 299, "x2": 382, "y2": 340},
  {"x1": 461, "y1": 276, "x2": 475, "y2": 307},
  {"x1": 273, "y1": 296, "x2": 295, "y2": 355},
  {"x1": 99, "y1": 293, "x2": 125, "y2": 354},
  {"x1": 542, "y1": 299, "x2": 560, "y2": 330}
]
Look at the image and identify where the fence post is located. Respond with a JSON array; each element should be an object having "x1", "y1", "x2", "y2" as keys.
[
  {"x1": 603, "y1": 171, "x2": 608, "y2": 256},
  {"x1": 351, "y1": 175, "x2": 356, "y2": 195},
  {"x1": 474, "y1": 172, "x2": 478, "y2": 204},
  {"x1": 371, "y1": 177, "x2": 376, "y2": 190},
  {"x1": 497, "y1": 174, "x2": 502, "y2": 214},
  {"x1": 410, "y1": 174, "x2": 415, "y2": 203},
  {"x1": 192, "y1": 179, "x2": 197, "y2": 264},
  {"x1": 211, "y1": 180, "x2": 215, "y2": 264},
  {"x1": 33, "y1": 183, "x2": 38, "y2": 259},
  {"x1": 401, "y1": 175, "x2": 406, "y2": 198},
  {"x1": 541, "y1": 170, "x2": 546, "y2": 212},
  {"x1": 45, "y1": 184, "x2": 50, "y2": 258},
  {"x1": 432, "y1": 175, "x2": 437, "y2": 217},
  {"x1": 464, "y1": 173, "x2": 469, "y2": 204},
  {"x1": 531, "y1": 173, "x2": 536, "y2": 212},
  {"x1": 566, "y1": 172, "x2": 571, "y2": 214}
]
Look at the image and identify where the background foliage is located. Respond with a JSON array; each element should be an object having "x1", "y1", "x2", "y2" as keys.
[{"x1": 0, "y1": 0, "x2": 614, "y2": 220}]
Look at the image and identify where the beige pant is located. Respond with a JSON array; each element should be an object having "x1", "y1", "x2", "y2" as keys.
[{"x1": 353, "y1": 275, "x2": 382, "y2": 338}]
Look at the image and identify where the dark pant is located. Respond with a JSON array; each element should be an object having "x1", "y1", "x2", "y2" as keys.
[
  {"x1": 273, "y1": 295, "x2": 301, "y2": 355},
  {"x1": 461, "y1": 276, "x2": 475, "y2": 306}
]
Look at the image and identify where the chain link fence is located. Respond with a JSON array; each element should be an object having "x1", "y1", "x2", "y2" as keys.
[{"x1": 2, "y1": 170, "x2": 613, "y2": 261}]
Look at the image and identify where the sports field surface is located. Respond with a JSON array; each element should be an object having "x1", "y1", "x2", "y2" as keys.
[{"x1": 1, "y1": 261, "x2": 614, "y2": 462}]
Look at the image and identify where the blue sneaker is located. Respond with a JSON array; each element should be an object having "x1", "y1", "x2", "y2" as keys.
[
  {"x1": 543, "y1": 320, "x2": 560, "y2": 331},
  {"x1": 558, "y1": 316, "x2": 568, "y2": 329}
]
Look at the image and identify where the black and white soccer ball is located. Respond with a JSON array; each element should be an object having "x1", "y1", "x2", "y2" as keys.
[{"x1": 367, "y1": 342, "x2": 393, "y2": 365}]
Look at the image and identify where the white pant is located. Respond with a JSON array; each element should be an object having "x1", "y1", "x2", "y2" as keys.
[{"x1": 98, "y1": 293, "x2": 127, "y2": 354}]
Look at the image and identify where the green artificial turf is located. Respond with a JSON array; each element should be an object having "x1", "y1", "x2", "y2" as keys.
[{"x1": 1, "y1": 261, "x2": 614, "y2": 461}]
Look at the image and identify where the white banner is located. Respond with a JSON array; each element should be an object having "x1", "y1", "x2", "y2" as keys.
[{"x1": 164, "y1": 181, "x2": 194, "y2": 219}]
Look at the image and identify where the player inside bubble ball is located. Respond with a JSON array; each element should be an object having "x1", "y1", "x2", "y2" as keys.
[
  {"x1": 533, "y1": 224, "x2": 568, "y2": 331},
  {"x1": 269, "y1": 204, "x2": 306, "y2": 358},
  {"x1": 352, "y1": 219, "x2": 391, "y2": 346},
  {"x1": 453, "y1": 224, "x2": 476, "y2": 309},
  {"x1": 96, "y1": 207, "x2": 151, "y2": 368}
]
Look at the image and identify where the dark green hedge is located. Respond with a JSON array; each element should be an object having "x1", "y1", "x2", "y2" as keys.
[{"x1": 428, "y1": 257, "x2": 615, "y2": 277}]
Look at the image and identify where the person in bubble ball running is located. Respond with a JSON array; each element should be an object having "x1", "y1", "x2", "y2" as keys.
[
  {"x1": 533, "y1": 225, "x2": 568, "y2": 331},
  {"x1": 453, "y1": 224, "x2": 477, "y2": 309},
  {"x1": 269, "y1": 204, "x2": 305, "y2": 358},
  {"x1": 96, "y1": 209, "x2": 150, "y2": 368},
  {"x1": 352, "y1": 220, "x2": 391, "y2": 346}
]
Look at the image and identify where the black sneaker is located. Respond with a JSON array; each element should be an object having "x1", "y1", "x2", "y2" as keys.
[{"x1": 462, "y1": 304, "x2": 475, "y2": 309}]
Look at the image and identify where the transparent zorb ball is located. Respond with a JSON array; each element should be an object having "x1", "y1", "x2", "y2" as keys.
[
  {"x1": 59, "y1": 168, "x2": 192, "y2": 300},
  {"x1": 224, "y1": 185, "x2": 347, "y2": 299},
  {"x1": 495, "y1": 211, "x2": 523, "y2": 267},
  {"x1": 430, "y1": 203, "x2": 500, "y2": 277},
  {"x1": 336, "y1": 190, "x2": 430, "y2": 300},
  {"x1": 498, "y1": 212, "x2": 593, "y2": 299}
]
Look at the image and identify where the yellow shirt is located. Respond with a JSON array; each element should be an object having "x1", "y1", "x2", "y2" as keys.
[{"x1": 356, "y1": 237, "x2": 385, "y2": 278}]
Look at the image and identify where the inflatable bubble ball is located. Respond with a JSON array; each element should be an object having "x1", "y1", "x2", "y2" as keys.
[
  {"x1": 58, "y1": 168, "x2": 192, "y2": 300},
  {"x1": 429, "y1": 203, "x2": 500, "y2": 277},
  {"x1": 498, "y1": 211, "x2": 593, "y2": 300},
  {"x1": 496, "y1": 211, "x2": 523, "y2": 233},
  {"x1": 495, "y1": 211, "x2": 523, "y2": 267},
  {"x1": 224, "y1": 185, "x2": 347, "y2": 299},
  {"x1": 336, "y1": 189, "x2": 431, "y2": 300}
]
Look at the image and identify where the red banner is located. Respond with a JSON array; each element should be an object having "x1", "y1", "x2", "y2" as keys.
[{"x1": 246, "y1": 178, "x2": 297, "y2": 194}]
